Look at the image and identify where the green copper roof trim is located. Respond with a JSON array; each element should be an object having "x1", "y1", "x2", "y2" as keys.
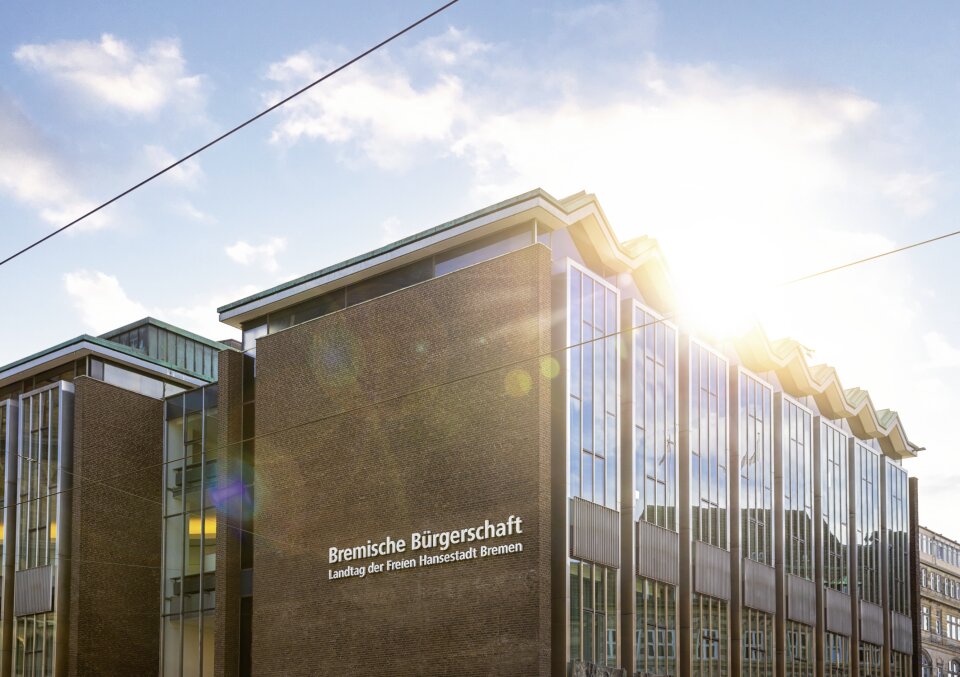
[
  {"x1": 100, "y1": 316, "x2": 231, "y2": 351},
  {"x1": 0, "y1": 334, "x2": 217, "y2": 383},
  {"x1": 217, "y1": 187, "x2": 555, "y2": 314}
]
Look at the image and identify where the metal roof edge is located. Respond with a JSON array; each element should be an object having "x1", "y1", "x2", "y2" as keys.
[
  {"x1": 216, "y1": 188, "x2": 557, "y2": 315},
  {"x1": 99, "y1": 316, "x2": 230, "y2": 351},
  {"x1": 0, "y1": 334, "x2": 214, "y2": 386}
]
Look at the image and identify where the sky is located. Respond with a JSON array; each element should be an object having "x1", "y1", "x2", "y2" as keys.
[{"x1": 0, "y1": 1, "x2": 959, "y2": 531}]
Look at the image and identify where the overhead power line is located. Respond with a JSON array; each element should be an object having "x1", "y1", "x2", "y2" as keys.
[
  {"x1": 0, "y1": 0, "x2": 461, "y2": 269},
  {"x1": 779, "y1": 227, "x2": 960, "y2": 286},
  {"x1": 10, "y1": 219, "x2": 960, "y2": 565},
  {"x1": 15, "y1": 218, "x2": 960, "y2": 515}
]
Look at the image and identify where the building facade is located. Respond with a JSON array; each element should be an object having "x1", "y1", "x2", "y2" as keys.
[
  {"x1": 0, "y1": 189, "x2": 925, "y2": 676},
  {"x1": 0, "y1": 318, "x2": 228, "y2": 677},
  {"x1": 919, "y1": 527, "x2": 960, "y2": 677},
  {"x1": 209, "y1": 189, "x2": 921, "y2": 677}
]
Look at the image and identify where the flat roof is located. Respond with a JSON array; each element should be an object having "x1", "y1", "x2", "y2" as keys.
[
  {"x1": 0, "y1": 317, "x2": 231, "y2": 388},
  {"x1": 217, "y1": 188, "x2": 553, "y2": 315}
]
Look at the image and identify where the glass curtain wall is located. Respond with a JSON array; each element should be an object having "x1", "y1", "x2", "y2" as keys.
[
  {"x1": 569, "y1": 559, "x2": 618, "y2": 668},
  {"x1": 854, "y1": 442, "x2": 881, "y2": 605},
  {"x1": 689, "y1": 341, "x2": 728, "y2": 549},
  {"x1": 106, "y1": 323, "x2": 220, "y2": 381},
  {"x1": 636, "y1": 579, "x2": 677, "y2": 675},
  {"x1": 689, "y1": 342, "x2": 728, "y2": 677},
  {"x1": 568, "y1": 262, "x2": 619, "y2": 510},
  {"x1": 782, "y1": 399, "x2": 814, "y2": 676},
  {"x1": 567, "y1": 262, "x2": 619, "y2": 669},
  {"x1": 859, "y1": 642, "x2": 882, "y2": 677},
  {"x1": 825, "y1": 633, "x2": 851, "y2": 676},
  {"x1": 692, "y1": 594, "x2": 728, "y2": 676},
  {"x1": 161, "y1": 385, "x2": 218, "y2": 677},
  {"x1": 782, "y1": 398, "x2": 814, "y2": 581},
  {"x1": 886, "y1": 461, "x2": 910, "y2": 616},
  {"x1": 821, "y1": 422, "x2": 849, "y2": 592},
  {"x1": 739, "y1": 372, "x2": 774, "y2": 677},
  {"x1": 633, "y1": 304, "x2": 677, "y2": 676},
  {"x1": 14, "y1": 384, "x2": 69, "y2": 677},
  {"x1": 890, "y1": 651, "x2": 911, "y2": 677},
  {"x1": 821, "y1": 421, "x2": 850, "y2": 675},
  {"x1": 633, "y1": 305, "x2": 676, "y2": 527},
  {"x1": 742, "y1": 608, "x2": 774, "y2": 677},
  {"x1": 0, "y1": 401, "x2": 8, "y2": 666},
  {"x1": 855, "y1": 441, "x2": 883, "y2": 677},
  {"x1": 785, "y1": 621, "x2": 814, "y2": 677},
  {"x1": 740, "y1": 373, "x2": 773, "y2": 564}
]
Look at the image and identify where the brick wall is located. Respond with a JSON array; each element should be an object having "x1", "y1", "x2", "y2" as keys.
[
  {"x1": 67, "y1": 376, "x2": 163, "y2": 677},
  {"x1": 251, "y1": 244, "x2": 553, "y2": 675}
]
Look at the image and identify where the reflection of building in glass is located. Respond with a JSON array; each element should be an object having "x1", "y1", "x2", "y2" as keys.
[{"x1": 0, "y1": 190, "x2": 925, "y2": 676}]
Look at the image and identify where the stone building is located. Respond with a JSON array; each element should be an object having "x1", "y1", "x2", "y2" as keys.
[{"x1": 919, "y1": 527, "x2": 960, "y2": 677}]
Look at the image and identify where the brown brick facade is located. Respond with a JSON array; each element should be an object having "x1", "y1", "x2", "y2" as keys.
[
  {"x1": 250, "y1": 245, "x2": 553, "y2": 675},
  {"x1": 68, "y1": 376, "x2": 163, "y2": 677}
]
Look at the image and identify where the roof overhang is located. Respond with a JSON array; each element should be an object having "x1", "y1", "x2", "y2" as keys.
[
  {"x1": 735, "y1": 324, "x2": 920, "y2": 460},
  {"x1": 0, "y1": 337, "x2": 209, "y2": 391},
  {"x1": 217, "y1": 188, "x2": 675, "y2": 328}
]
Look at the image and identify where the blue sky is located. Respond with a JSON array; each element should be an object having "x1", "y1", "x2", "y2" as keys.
[{"x1": 1, "y1": 1, "x2": 959, "y2": 530}]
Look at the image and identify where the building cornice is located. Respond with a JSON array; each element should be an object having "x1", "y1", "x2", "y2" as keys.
[{"x1": 735, "y1": 324, "x2": 919, "y2": 460}]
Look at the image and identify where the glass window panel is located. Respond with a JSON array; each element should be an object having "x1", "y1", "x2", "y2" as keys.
[
  {"x1": 434, "y1": 224, "x2": 533, "y2": 276},
  {"x1": 345, "y1": 257, "x2": 434, "y2": 306}
]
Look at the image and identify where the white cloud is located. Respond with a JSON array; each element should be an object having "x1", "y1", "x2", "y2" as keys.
[
  {"x1": 264, "y1": 50, "x2": 466, "y2": 170},
  {"x1": 144, "y1": 144, "x2": 203, "y2": 186},
  {"x1": 63, "y1": 269, "x2": 242, "y2": 342},
  {"x1": 14, "y1": 33, "x2": 203, "y2": 115},
  {"x1": 63, "y1": 270, "x2": 148, "y2": 333},
  {"x1": 922, "y1": 331, "x2": 960, "y2": 369},
  {"x1": 174, "y1": 200, "x2": 216, "y2": 224},
  {"x1": 226, "y1": 237, "x2": 287, "y2": 272},
  {"x1": 416, "y1": 27, "x2": 490, "y2": 66},
  {"x1": 883, "y1": 171, "x2": 939, "y2": 218},
  {"x1": 0, "y1": 97, "x2": 107, "y2": 229}
]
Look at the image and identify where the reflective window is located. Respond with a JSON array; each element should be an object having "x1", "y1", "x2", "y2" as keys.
[
  {"x1": 634, "y1": 305, "x2": 677, "y2": 529},
  {"x1": 739, "y1": 371, "x2": 773, "y2": 564},
  {"x1": 569, "y1": 559, "x2": 617, "y2": 668},
  {"x1": 161, "y1": 385, "x2": 218, "y2": 677},
  {"x1": 15, "y1": 384, "x2": 68, "y2": 677},
  {"x1": 821, "y1": 421, "x2": 849, "y2": 592},
  {"x1": 636, "y1": 577, "x2": 677, "y2": 675},
  {"x1": 435, "y1": 224, "x2": 533, "y2": 276},
  {"x1": 785, "y1": 621, "x2": 814, "y2": 677},
  {"x1": 854, "y1": 442, "x2": 881, "y2": 604},
  {"x1": 692, "y1": 594, "x2": 727, "y2": 676},
  {"x1": 105, "y1": 322, "x2": 220, "y2": 380},
  {"x1": 782, "y1": 397, "x2": 813, "y2": 580},
  {"x1": 886, "y1": 461, "x2": 910, "y2": 616},
  {"x1": 825, "y1": 632, "x2": 850, "y2": 676},
  {"x1": 689, "y1": 341, "x2": 728, "y2": 549},
  {"x1": 567, "y1": 263, "x2": 619, "y2": 509},
  {"x1": 860, "y1": 642, "x2": 882, "y2": 677},
  {"x1": 742, "y1": 608, "x2": 774, "y2": 677}
]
